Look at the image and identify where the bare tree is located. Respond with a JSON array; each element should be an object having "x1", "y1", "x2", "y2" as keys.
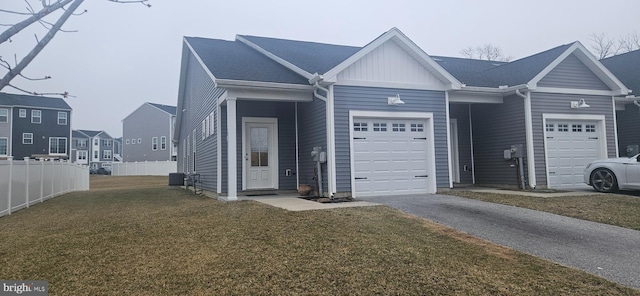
[
  {"x1": 617, "y1": 32, "x2": 640, "y2": 53},
  {"x1": 0, "y1": 0, "x2": 151, "y2": 95},
  {"x1": 589, "y1": 31, "x2": 640, "y2": 59},
  {"x1": 460, "y1": 44, "x2": 512, "y2": 62}
]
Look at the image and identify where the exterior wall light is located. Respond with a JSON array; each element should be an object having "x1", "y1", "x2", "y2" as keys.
[
  {"x1": 388, "y1": 94, "x2": 405, "y2": 106},
  {"x1": 570, "y1": 98, "x2": 590, "y2": 109}
]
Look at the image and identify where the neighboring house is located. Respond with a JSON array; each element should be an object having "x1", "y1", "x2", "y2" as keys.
[
  {"x1": 72, "y1": 130, "x2": 115, "y2": 169},
  {"x1": 0, "y1": 92, "x2": 72, "y2": 160},
  {"x1": 122, "y1": 102, "x2": 177, "y2": 162},
  {"x1": 113, "y1": 137, "x2": 123, "y2": 162},
  {"x1": 174, "y1": 28, "x2": 629, "y2": 201},
  {"x1": 601, "y1": 50, "x2": 640, "y2": 156}
]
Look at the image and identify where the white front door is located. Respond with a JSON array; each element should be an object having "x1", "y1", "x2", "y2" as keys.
[{"x1": 243, "y1": 118, "x2": 278, "y2": 190}]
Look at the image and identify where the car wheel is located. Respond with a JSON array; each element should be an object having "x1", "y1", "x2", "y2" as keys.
[{"x1": 590, "y1": 168, "x2": 618, "y2": 193}]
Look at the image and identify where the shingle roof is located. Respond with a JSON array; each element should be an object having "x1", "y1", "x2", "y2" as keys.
[
  {"x1": 76, "y1": 129, "x2": 111, "y2": 138},
  {"x1": 601, "y1": 49, "x2": 640, "y2": 95},
  {"x1": 0, "y1": 92, "x2": 72, "y2": 110},
  {"x1": 148, "y1": 102, "x2": 177, "y2": 115},
  {"x1": 185, "y1": 37, "x2": 309, "y2": 85},
  {"x1": 431, "y1": 56, "x2": 506, "y2": 86},
  {"x1": 72, "y1": 130, "x2": 89, "y2": 138},
  {"x1": 239, "y1": 35, "x2": 361, "y2": 75}
]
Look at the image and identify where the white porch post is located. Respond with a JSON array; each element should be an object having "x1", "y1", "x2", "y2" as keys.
[{"x1": 226, "y1": 98, "x2": 238, "y2": 201}]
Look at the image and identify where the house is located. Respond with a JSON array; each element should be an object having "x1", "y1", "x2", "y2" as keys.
[
  {"x1": 122, "y1": 102, "x2": 177, "y2": 162},
  {"x1": 600, "y1": 49, "x2": 640, "y2": 156},
  {"x1": 174, "y1": 28, "x2": 629, "y2": 201},
  {"x1": 0, "y1": 92, "x2": 72, "y2": 160},
  {"x1": 71, "y1": 130, "x2": 115, "y2": 170}
]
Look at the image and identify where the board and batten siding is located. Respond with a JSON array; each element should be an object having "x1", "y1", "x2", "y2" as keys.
[
  {"x1": 616, "y1": 106, "x2": 640, "y2": 156},
  {"x1": 538, "y1": 54, "x2": 610, "y2": 90},
  {"x1": 530, "y1": 93, "x2": 617, "y2": 187},
  {"x1": 471, "y1": 95, "x2": 527, "y2": 186},
  {"x1": 333, "y1": 85, "x2": 449, "y2": 192},
  {"x1": 178, "y1": 51, "x2": 224, "y2": 193},
  {"x1": 449, "y1": 104, "x2": 473, "y2": 184},
  {"x1": 297, "y1": 96, "x2": 328, "y2": 193}
]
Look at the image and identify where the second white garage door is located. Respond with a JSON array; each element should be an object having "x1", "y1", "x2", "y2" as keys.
[
  {"x1": 352, "y1": 118, "x2": 431, "y2": 197},
  {"x1": 545, "y1": 120, "x2": 603, "y2": 188}
]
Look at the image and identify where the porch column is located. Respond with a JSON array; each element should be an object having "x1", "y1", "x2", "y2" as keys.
[{"x1": 226, "y1": 98, "x2": 238, "y2": 201}]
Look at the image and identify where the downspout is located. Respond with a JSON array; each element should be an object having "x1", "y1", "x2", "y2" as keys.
[
  {"x1": 312, "y1": 81, "x2": 332, "y2": 197},
  {"x1": 515, "y1": 89, "x2": 536, "y2": 189}
]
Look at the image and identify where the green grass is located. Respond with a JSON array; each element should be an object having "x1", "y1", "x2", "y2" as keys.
[
  {"x1": 441, "y1": 190, "x2": 640, "y2": 230},
  {"x1": 0, "y1": 177, "x2": 637, "y2": 295}
]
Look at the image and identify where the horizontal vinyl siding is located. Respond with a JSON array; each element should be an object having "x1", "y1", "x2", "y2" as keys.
[
  {"x1": 530, "y1": 93, "x2": 616, "y2": 187},
  {"x1": 333, "y1": 85, "x2": 449, "y2": 191},
  {"x1": 471, "y1": 96, "x2": 526, "y2": 186},
  {"x1": 122, "y1": 104, "x2": 172, "y2": 162},
  {"x1": 538, "y1": 54, "x2": 610, "y2": 90},
  {"x1": 178, "y1": 51, "x2": 224, "y2": 192},
  {"x1": 616, "y1": 106, "x2": 640, "y2": 156},
  {"x1": 449, "y1": 104, "x2": 473, "y2": 184},
  {"x1": 297, "y1": 97, "x2": 327, "y2": 192}
]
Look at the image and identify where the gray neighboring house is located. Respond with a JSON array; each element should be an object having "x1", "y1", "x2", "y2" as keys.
[
  {"x1": 601, "y1": 49, "x2": 640, "y2": 156},
  {"x1": 72, "y1": 130, "x2": 115, "y2": 169},
  {"x1": 122, "y1": 102, "x2": 177, "y2": 162},
  {"x1": 0, "y1": 92, "x2": 72, "y2": 160},
  {"x1": 175, "y1": 28, "x2": 629, "y2": 201}
]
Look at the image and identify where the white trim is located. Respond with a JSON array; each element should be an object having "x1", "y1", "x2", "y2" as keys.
[
  {"x1": 184, "y1": 38, "x2": 219, "y2": 85},
  {"x1": 449, "y1": 118, "x2": 460, "y2": 184},
  {"x1": 542, "y1": 113, "x2": 608, "y2": 188},
  {"x1": 295, "y1": 102, "x2": 299, "y2": 189},
  {"x1": 445, "y1": 92, "x2": 453, "y2": 188},
  {"x1": 225, "y1": 98, "x2": 238, "y2": 201},
  {"x1": 533, "y1": 87, "x2": 623, "y2": 96},
  {"x1": 523, "y1": 92, "x2": 536, "y2": 189},
  {"x1": 468, "y1": 105, "x2": 476, "y2": 184},
  {"x1": 327, "y1": 85, "x2": 337, "y2": 195},
  {"x1": 226, "y1": 88, "x2": 313, "y2": 103},
  {"x1": 216, "y1": 103, "x2": 222, "y2": 194},
  {"x1": 335, "y1": 79, "x2": 449, "y2": 91},
  {"x1": 348, "y1": 110, "x2": 437, "y2": 198},
  {"x1": 236, "y1": 35, "x2": 313, "y2": 80},
  {"x1": 612, "y1": 96, "x2": 619, "y2": 158},
  {"x1": 241, "y1": 117, "x2": 279, "y2": 191},
  {"x1": 216, "y1": 79, "x2": 314, "y2": 91}
]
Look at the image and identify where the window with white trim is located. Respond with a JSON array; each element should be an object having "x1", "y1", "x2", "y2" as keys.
[
  {"x1": 353, "y1": 122, "x2": 368, "y2": 131},
  {"x1": 161, "y1": 136, "x2": 167, "y2": 150},
  {"x1": 32, "y1": 110, "x2": 41, "y2": 124},
  {"x1": 545, "y1": 123, "x2": 554, "y2": 132},
  {"x1": 49, "y1": 137, "x2": 67, "y2": 154},
  {"x1": 137, "y1": 138, "x2": 141, "y2": 144},
  {"x1": 125, "y1": 139, "x2": 130, "y2": 145},
  {"x1": 557, "y1": 124, "x2": 569, "y2": 132},
  {"x1": 202, "y1": 119, "x2": 206, "y2": 140},
  {"x1": 152, "y1": 137, "x2": 158, "y2": 151},
  {"x1": 23, "y1": 133, "x2": 33, "y2": 144},
  {"x1": 93, "y1": 150, "x2": 98, "y2": 159},
  {"x1": 392, "y1": 123, "x2": 406, "y2": 132},
  {"x1": 103, "y1": 150, "x2": 112, "y2": 159},
  {"x1": 0, "y1": 108, "x2": 8, "y2": 123},
  {"x1": 104, "y1": 140, "x2": 112, "y2": 147},
  {"x1": 585, "y1": 124, "x2": 596, "y2": 132},
  {"x1": 192, "y1": 129, "x2": 196, "y2": 153},
  {"x1": 572, "y1": 124, "x2": 582, "y2": 132},
  {"x1": 373, "y1": 123, "x2": 387, "y2": 132},
  {"x1": 77, "y1": 139, "x2": 87, "y2": 147},
  {"x1": 0, "y1": 138, "x2": 7, "y2": 155},
  {"x1": 57, "y1": 112, "x2": 67, "y2": 125},
  {"x1": 213, "y1": 108, "x2": 217, "y2": 136},
  {"x1": 410, "y1": 123, "x2": 424, "y2": 132},
  {"x1": 78, "y1": 151, "x2": 87, "y2": 160},
  {"x1": 19, "y1": 109, "x2": 26, "y2": 118}
]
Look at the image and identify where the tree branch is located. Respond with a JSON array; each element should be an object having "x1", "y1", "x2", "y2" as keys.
[{"x1": 0, "y1": 0, "x2": 73, "y2": 45}]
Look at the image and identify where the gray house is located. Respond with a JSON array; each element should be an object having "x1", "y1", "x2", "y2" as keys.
[
  {"x1": 601, "y1": 49, "x2": 640, "y2": 156},
  {"x1": 72, "y1": 130, "x2": 115, "y2": 170},
  {"x1": 122, "y1": 102, "x2": 177, "y2": 162},
  {"x1": 0, "y1": 92, "x2": 72, "y2": 160},
  {"x1": 175, "y1": 28, "x2": 629, "y2": 201}
]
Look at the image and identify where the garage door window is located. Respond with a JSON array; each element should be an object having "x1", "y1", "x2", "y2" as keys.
[
  {"x1": 411, "y1": 123, "x2": 424, "y2": 132},
  {"x1": 353, "y1": 122, "x2": 368, "y2": 131},
  {"x1": 558, "y1": 124, "x2": 569, "y2": 132},
  {"x1": 373, "y1": 123, "x2": 387, "y2": 131},
  {"x1": 586, "y1": 124, "x2": 596, "y2": 132},
  {"x1": 572, "y1": 124, "x2": 582, "y2": 132},
  {"x1": 392, "y1": 123, "x2": 405, "y2": 132}
]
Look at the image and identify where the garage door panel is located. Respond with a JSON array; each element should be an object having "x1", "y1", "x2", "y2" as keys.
[{"x1": 546, "y1": 120, "x2": 601, "y2": 188}]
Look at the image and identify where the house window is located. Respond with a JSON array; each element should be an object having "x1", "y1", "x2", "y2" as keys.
[
  {"x1": 557, "y1": 124, "x2": 569, "y2": 132},
  {"x1": 104, "y1": 140, "x2": 112, "y2": 146},
  {"x1": 0, "y1": 138, "x2": 7, "y2": 155},
  {"x1": 353, "y1": 122, "x2": 368, "y2": 131},
  {"x1": 77, "y1": 139, "x2": 87, "y2": 147},
  {"x1": 410, "y1": 123, "x2": 424, "y2": 132},
  {"x1": 373, "y1": 123, "x2": 387, "y2": 132},
  {"x1": 572, "y1": 124, "x2": 582, "y2": 132},
  {"x1": 125, "y1": 139, "x2": 130, "y2": 145},
  {"x1": 19, "y1": 109, "x2": 26, "y2": 118},
  {"x1": 545, "y1": 124, "x2": 554, "y2": 132},
  {"x1": 103, "y1": 150, "x2": 112, "y2": 159},
  {"x1": 94, "y1": 150, "x2": 99, "y2": 159},
  {"x1": 23, "y1": 133, "x2": 33, "y2": 144},
  {"x1": 152, "y1": 137, "x2": 158, "y2": 151},
  {"x1": 202, "y1": 119, "x2": 206, "y2": 140},
  {"x1": 31, "y1": 110, "x2": 41, "y2": 124},
  {"x1": 94, "y1": 139, "x2": 99, "y2": 145},
  {"x1": 49, "y1": 137, "x2": 67, "y2": 154},
  {"x1": 0, "y1": 108, "x2": 8, "y2": 123},
  {"x1": 213, "y1": 108, "x2": 217, "y2": 136},
  {"x1": 57, "y1": 112, "x2": 67, "y2": 125},
  {"x1": 392, "y1": 123, "x2": 406, "y2": 132},
  {"x1": 585, "y1": 124, "x2": 596, "y2": 132},
  {"x1": 192, "y1": 129, "x2": 196, "y2": 153},
  {"x1": 137, "y1": 138, "x2": 142, "y2": 144},
  {"x1": 131, "y1": 138, "x2": 135, "y2": 145},
  {"x1": 78, "y1": 151, "x2": 87, "y2": 160},
  {"x1": 161, "y1": 136, "x2": 167, "y2": 150}
]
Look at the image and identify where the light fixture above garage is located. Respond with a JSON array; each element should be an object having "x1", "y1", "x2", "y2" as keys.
[
  {"x1": 388, "y1": 94, "x2": 405, "y2": 106},
  {"x1": 570, "y1": 98, "x2": 590, "y2": 109}
]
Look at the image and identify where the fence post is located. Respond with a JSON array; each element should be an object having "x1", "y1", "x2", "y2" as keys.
[
  {"x1": 7, "y1": 156, "x2": 13, "y2": 215},
  {"x1": 40, "y1": 159, "x2": 44, "y2": 203},
  {"x1": 24, "y1": 157, "x2": 29, "y2": 208},
  {"x1": 51, "y1": 160, "x2": 55, "y2": 197}
]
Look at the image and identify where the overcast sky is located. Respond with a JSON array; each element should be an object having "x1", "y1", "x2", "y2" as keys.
[{"x1": 1, "y1": 0, "x2": 639, "y2": 137}]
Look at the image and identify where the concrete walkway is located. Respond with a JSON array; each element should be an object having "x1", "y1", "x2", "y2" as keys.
[
  {"x1": 242, "y1": 195, "x2": 379, "y2": 211},
  {"x1": 362, "y1": 193, "x2": 640, "y2": 290}
]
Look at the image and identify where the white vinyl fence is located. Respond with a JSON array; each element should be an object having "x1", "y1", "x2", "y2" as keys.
[
  {"x1": 0, "y1": 157, "x2": 90, "y2": 217},
  {"x1": 112, "y1": 160, "x2": 177, "y2": 176}
]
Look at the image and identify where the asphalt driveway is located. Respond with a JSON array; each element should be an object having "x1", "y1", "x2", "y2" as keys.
[{"x1": 362, "y1": 194, "x2": 640, "y2": 289}]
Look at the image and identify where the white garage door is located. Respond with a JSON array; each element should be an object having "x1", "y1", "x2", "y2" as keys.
[
  {"x1": 352, "y1": 118, "x2": 431, "y2": 197},
  {"x1": 546, "y1": 120, "x2": 602, "y2": 188}
]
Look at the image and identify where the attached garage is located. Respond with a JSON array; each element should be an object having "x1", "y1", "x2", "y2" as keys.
[
  {"x1": 349, "y1": 112, "x2": 436, "y2": 197},
  {"x1": 544, "y1": 118, "x2": 606, "y2": 188}
]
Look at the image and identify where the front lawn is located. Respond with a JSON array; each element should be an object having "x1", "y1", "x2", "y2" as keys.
[{"x1": 0, "y1": 176, "x2": 637, "y2": 295}]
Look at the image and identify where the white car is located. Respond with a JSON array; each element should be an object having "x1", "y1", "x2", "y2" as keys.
[{"x1": 584, "y1": 154, "x2": 640, "y2": 193}]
